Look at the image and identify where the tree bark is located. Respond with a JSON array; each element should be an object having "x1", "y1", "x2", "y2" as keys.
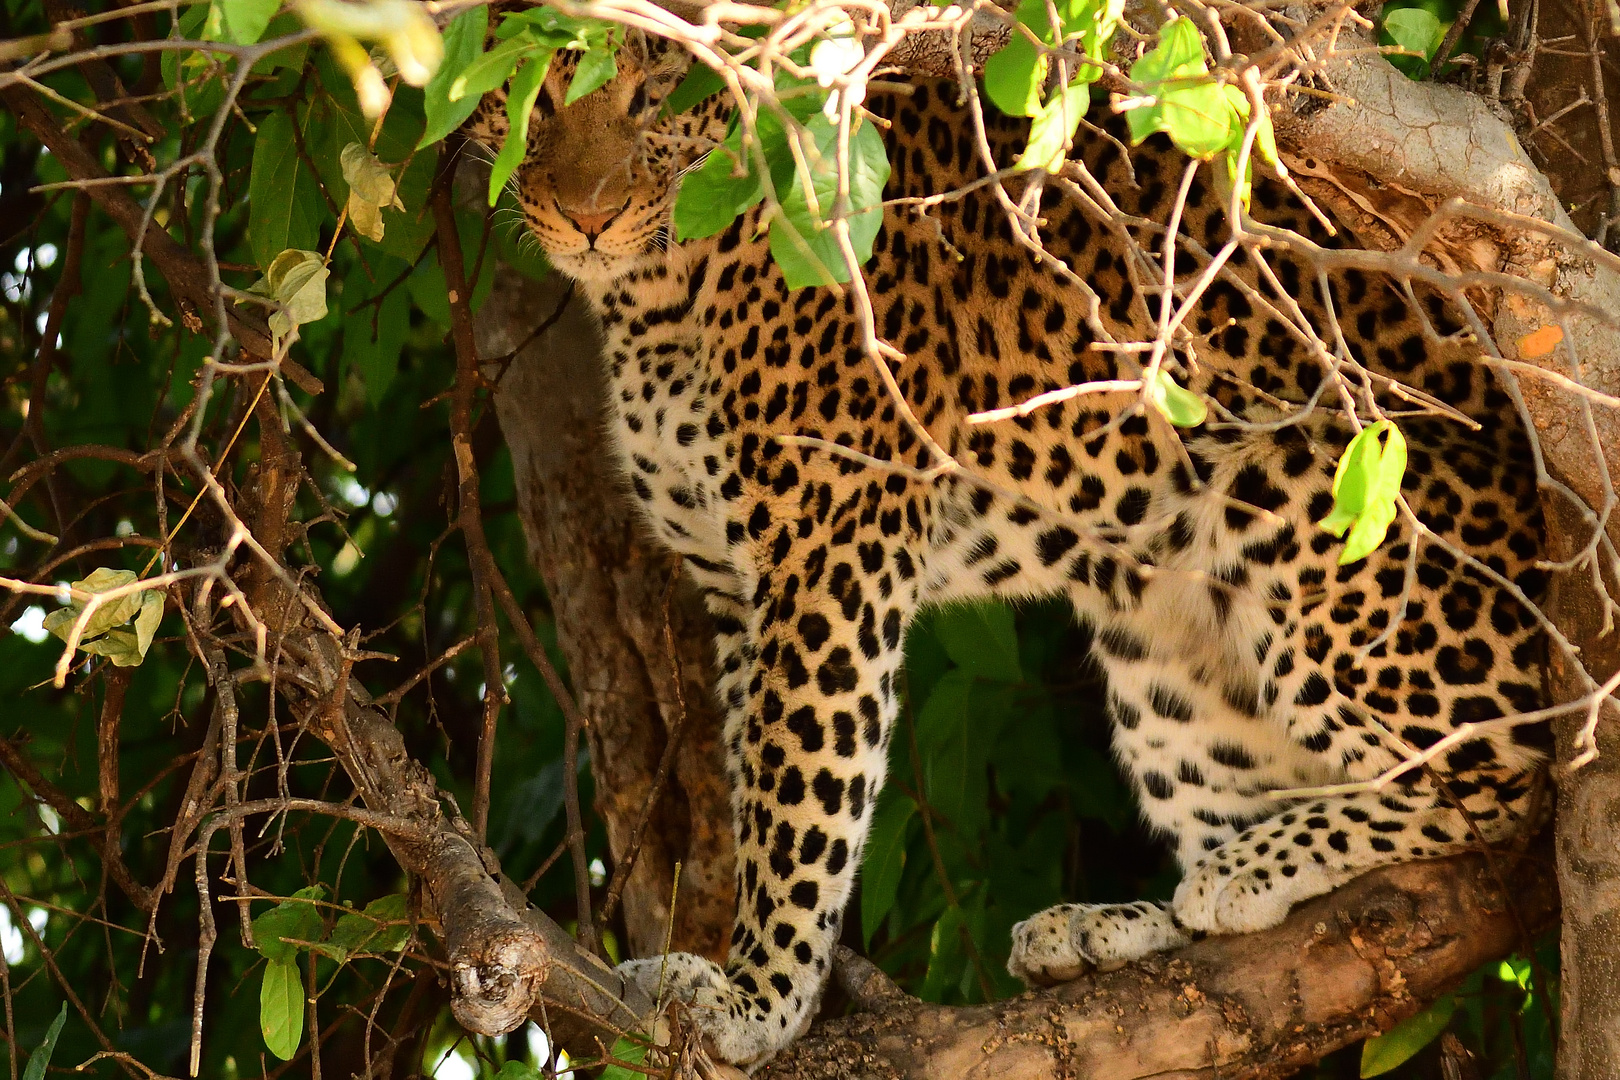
[
  {"x1": 1273, "y1": 34, "x2": 1620, "y2": 1078},
  {"x1": 762, "y1": 851, "x2": 1557, "y2": 1080},
  {"x1": 477, "y1": 270, "x2": 735, "y2": 963}
]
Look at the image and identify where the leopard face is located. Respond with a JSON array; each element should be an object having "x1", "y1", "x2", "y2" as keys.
[{"x1": 471, "y1": 44, "x2": 723, "y2": 285}]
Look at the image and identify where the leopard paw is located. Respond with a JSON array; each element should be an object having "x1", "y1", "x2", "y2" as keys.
[
  {"x1": 1171, "y1": 860, "x2": 1350, "y2": 935},
  {"x1": 616, "y1": 953, "x2": 797, "y2": 1070},
  {"x1": 1008, "y1": 901, "x2": 1191, "y2": 986}
]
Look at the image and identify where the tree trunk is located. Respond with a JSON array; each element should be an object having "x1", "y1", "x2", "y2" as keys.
[{"x1": 477, "y1": 270, "x2": 735, "y2": 962}]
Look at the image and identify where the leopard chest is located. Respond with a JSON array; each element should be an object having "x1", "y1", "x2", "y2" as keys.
[{"x1": 598, "y1": 296, "x2": 737, "y2": 587}]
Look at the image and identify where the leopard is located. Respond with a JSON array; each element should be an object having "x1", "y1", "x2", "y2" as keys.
[{"x1": 464, "y1": 35, "x2": 1552, "y2": 1068}]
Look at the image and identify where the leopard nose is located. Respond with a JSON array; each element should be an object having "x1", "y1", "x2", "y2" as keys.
[{"x1": 559, "y1": 202, "x2": 626, "y2": 239}]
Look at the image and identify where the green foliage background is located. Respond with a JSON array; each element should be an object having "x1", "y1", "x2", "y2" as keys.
[{"x1": 0, "y1": 0, "x2": 1555, "y2": 1076}]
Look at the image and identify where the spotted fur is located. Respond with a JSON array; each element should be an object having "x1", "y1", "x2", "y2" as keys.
[{"x1": 469, "y1": 44, "x2": 1550, "y2": 1066}]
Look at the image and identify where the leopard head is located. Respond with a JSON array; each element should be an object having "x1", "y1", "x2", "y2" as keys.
[{"x1": 467, "y1": 42, "x2": 725, "y2": 285}]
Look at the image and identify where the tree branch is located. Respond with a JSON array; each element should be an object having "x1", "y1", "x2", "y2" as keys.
[{"x1": 763, "y1": 849, "x2": 1558, "y2": 1080}]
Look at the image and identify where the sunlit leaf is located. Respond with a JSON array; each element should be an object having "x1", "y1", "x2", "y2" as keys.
[
  {"x1": 250, "y1": 249, "x2": 331, "y2": 339},
  {"x1": 983, "y1": 0, "x2": 1048, "y2": 117},
  {"x1": 1382, "y1": 7, "x2": 1446, "y2": 60},
  {"x1": 206, "y1": 0, "x2": 279, "y2": 45},
  {"x1": 1146, "y1": 367, "x2": 1207, "y2": 427},
  {"x1": 1125, "y1": 18, "x2": 1236, "y2": 159},
  {"x1": 340, "y1": 143, "x2": 404, "y2": 242},
  {"x1": 449, "y1": 35, "x2": 530, "y2": 104},
  {"x1": 1018, "y1": 82, "x2": 1091, "y2": 172},
  {"x1": 769, "y1": 113, "x2": 890, "y2": 289},
  {"x1": 674, "y1": 131, "x2": 763, "y2": 241},
  {"x1": 1317, "y1": 420, "x2": 1407, "y2": 565},
  {"x1": 599, "y1": 1036, "x2": 651, "y2": 1080},
  {"x1": 43, "y1": 567, "x2": 142, "y2": 643}
]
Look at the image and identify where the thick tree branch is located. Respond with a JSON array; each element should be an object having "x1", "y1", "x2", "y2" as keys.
[
  {"x1": 193, "y1": 361, "x2": 654, "y2": 1058},
  {"x1": 763, "y1": 849, "x2": 1557, "y2": 1080}
]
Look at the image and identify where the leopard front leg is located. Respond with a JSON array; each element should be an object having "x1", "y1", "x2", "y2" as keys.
[{"x1": 617, "y1": 478, "x2": 923, "y2": 1065}]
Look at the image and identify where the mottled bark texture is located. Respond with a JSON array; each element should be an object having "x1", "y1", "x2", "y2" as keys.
[
  {"x1": 477, "y1": 270, "x2": 735, "y2": 963},
  {"x1": 763, "y1": 851, "x2": 1557, "y2": 1080}
]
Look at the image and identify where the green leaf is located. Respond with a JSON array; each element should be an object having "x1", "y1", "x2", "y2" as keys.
[
  {"x1": 419, "y1": 6, "x2": 489, "y2": 148},
  {"x1": 1381, "y1": 7, "x2": 1445, "y2": 60},
  {"x1": 489, "y1": 50, "x2": 555, "y2": 205},
  {"x1": 495, "y1": 1062, "x2": 542, "y2": 1080},
  {"x1": 248, "y1": 113, "x2": 325, "y2": 271},
  {"x1": 248, "y1": 249, "x2": 330, "y2": 339},
  {"x1": 1017, "y1": 81, "x2": 1091, "y2": 172},
  {"x1": 663, "y1": 62, "x2": 726, "y2": 117},
  {"x1": 132, "y1": 591, "x2": 163, "y2": 660},
  {"x1": 933, "y1": 601, "x2": 1022, "y2": 683},
  {"x1": 346, "y1": 281, "x2": 409, "y2": 405},
  {"x1": 984, "y1": 0, "x2": 1120, "y2": 119},
  {"x1": 1340, "y1": 424, "x2": 1406, "y2": 564},
  {"x1": 366, "y1": 151, "x2": 434, "y2": 262},
  {"x1": 1146, "y1": 367, "x2": 1207, "y2": 427},
  {"x1": 915, "y1": 671, "x2": 1016, "y2": 833},
  {"x1": 599, "y1": 1036, "x2": 651, "y2": 1080},
  {"x1": 313, "y1": 894, "x2": 410, "y2": 963},
  {"x1": 860, "y1": 795, "x2": 915, "y2": 947},
  {"x1": 41, "y1": 568, "x2": 163, "y2": 667},
  {"x1": 1360, "y1": 995, "x2": 1456, "y2": 1076},
  {"x1": 251, "y1": 885, "x2": 327, "y2": 965},
  {"x1": 982, "y1": 0, "x2": 1048, "y2": 117},
  {"x1": 260, "y1": 957, "x2": 304, "y2": 1061},
  {"x1": 1319, "y1": 423, "x2": 1381, "y2": 532},
  {"x1": 448, "y1": 34, "x2": 529, "y2": 104},
  {"x1": 502, "y1": 5, "x2": 613, "y2": 50},
  {"x1": 566, "y1": 44, "x2": 618, "y2": 105},
  {"x1": 340, "y1": 143, "x2": 404, "y2": 243},
  {"x1": 1317, "y1": 421, "x2": 1406, "y2": 563},
  {"x1": 206, "y1": 0, "x2": 279, "y2": 44},
  {"x1": 768, "y1": 113, "x2": 891, "y2": 289},
  {"x1": 44, "y1": 567, "x2": 142, "y2": 643},
  {"x1": 1125, "y1": 18, "x2": 1234, "y2": 159},
  {"x1": 674, "y1": 129, "x2": 763, "y2": 241},
  {"x1": 920, "y1": 902, "x2": 969, "y2": 1002},
  {"x1": 21, "y1": 1003, "x2": 66, "y2": 1080}
]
